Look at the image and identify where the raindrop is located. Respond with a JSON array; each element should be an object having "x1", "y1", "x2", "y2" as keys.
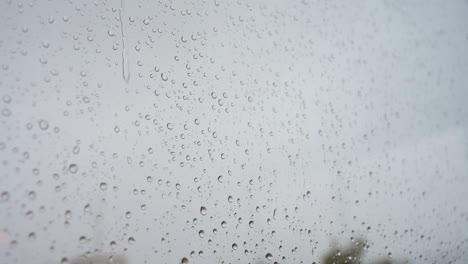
[
  {"x1": 28, "y1": 232, "x2": 36, "y2": 240},
  {"x1": 2, "y1": 95, "x2": 11, "y2": 104},
  {"x1": 2, "y1": 108, "x2": 11, "y2": 117},
  {"x1": 99, "y1": 182, "x2": 108, "y2": 190},
  {"x1": 28, "y1": 191, "x2": 36, "y2": 200},
  {"x1": 198, "y1": 230, "x2": 205, "y2": 238},
  {"x1": 65, "y1": 210, "x2": 72, "y2": 219},
  {"x1": 68, "y1": 164, "x2": 78, "y2": 174},
  {"x1": 200, "y1": 206, "x2": 207, "y2": 216},
  {"x1": 1, "y1": 191, "x2": 10, "y2": 202},
  {"x1": 79, "y1": 236, "x2": 87, "y2": 244},
  {"x1": 72, "y1": 146, "x2": 80, "y2": 154},
  {"x1": 38, "y1": 120, "x2": 49, "y2": 130}
]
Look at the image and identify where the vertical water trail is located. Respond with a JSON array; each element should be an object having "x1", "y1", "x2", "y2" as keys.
[{"x1": 119, "y1": 0, "x2": 130, "y2": 82}]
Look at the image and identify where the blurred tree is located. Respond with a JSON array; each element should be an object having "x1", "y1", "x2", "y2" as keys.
[
  {"x1": 321, "y1": 238, "x2": 406, "y2": 264},
  {"x1": 322, "y1": 238, "x2": 366, "y2": 264}
]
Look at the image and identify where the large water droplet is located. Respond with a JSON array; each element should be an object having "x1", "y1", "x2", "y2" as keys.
[
  {"x1": 200, "y1": 206, "x2": 207, "y2": 216},
  {"x1": 38, "y1": 120, "x2": 49, "y2": 130},
  {"x1": 99, "y1": 182, "x2": 108, "y2": 190},
  {"x1": 198, "y1": 230, "x2": 205, "y2": 238},
  {"x1": 68, "y1": 164, "x2": 78, "y2": 174}
]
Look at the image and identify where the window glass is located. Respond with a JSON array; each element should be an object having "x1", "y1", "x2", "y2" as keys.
[{"x1": 1, "y1": 0, "x2": 468, "y2": 263}]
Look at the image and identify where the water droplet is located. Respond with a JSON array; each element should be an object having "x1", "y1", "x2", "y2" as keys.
[
  {"x1": 200, "y1": 206, "x2": 207, "y2": 216},
  {"x1": 99, "y1": 182, "x2": 108, "y2": 190},
  {"x1": 68, "y1": 164, "x2": 78, "y2": 174},
  {"x1": 1, "y1": 108, "x2": 11, "y2": 117},
  {"x1": 42, "y1": 41, "x2": 50, "y2": 48},
  {"x1": 38, "y1": 120, "x2": 49, "y2": 130},
  {"x1": 198, "y1": 230, "x2": 205, "y2": 238},
  {"x1": 232, "y1": 243, "x2": 238, "y2": 250},
  {"x1": 265, "y1": 253, "x2": 273, "y2": 260},
  {"x1": 65, "y1": 210, "x2": 72, "y2": 219},
  {"x1": 2, "y1": 95, "x2": 11, "y2": 104},
  {"x1": 28, "y1": 191, "x2": 36, "y2": 200},
  {"x1": 28, "y1": 232, "x2": 36, "y2": 240},
  {"x1": 72, "y1": 145, "x2": 80, "y2": 154},
  {"x1": 79, "y1": 236, "x2": 87, "y2": 244},
  {"x1": 1, "y1": 191, "x2": 10, "y2": 202}
]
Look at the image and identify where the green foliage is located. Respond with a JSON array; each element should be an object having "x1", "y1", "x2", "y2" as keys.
[
  {"x1": 322, "y1": 238, "x2": 366, "y2": 264},
  {"x1": 321, "y1": 238, "x2": 402, "y2": 264}
]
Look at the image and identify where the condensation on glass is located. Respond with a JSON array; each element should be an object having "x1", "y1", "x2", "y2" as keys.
[{"x1": 1, "y1": 0, "x2": 467, "y2": 263}]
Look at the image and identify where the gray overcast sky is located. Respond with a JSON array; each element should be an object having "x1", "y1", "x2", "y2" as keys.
[{"x1": 1, "y1": 0, "x2": 467, "y2": 263}]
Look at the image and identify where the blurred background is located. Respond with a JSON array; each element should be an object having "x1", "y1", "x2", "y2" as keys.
[{"x1": 1, "y1": 0, "x2": 467, "y2": 263}]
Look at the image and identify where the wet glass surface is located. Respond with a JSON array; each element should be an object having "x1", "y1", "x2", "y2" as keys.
[{"x1": 1, "y1": 0, "x2": 468, "y2": 263}]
